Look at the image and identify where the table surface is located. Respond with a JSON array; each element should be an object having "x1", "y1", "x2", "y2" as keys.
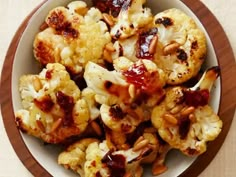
[{"x1": 0, "y1": 0, "x2": 235, "y2": 176}]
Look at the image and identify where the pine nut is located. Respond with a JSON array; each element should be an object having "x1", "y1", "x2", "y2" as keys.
[
  {"x1": 181, "y1": 106, "x2": 195, "y2": 116},
  {"x1": 36, "y1": 120, "x2": 45, "y2": 132},
  {"x1": 170, "y1": 105, "x2": 183, "y2": 114},
  {"x1": 39, "y1": 22, "x2": 48, "y2": 31},
  {"x1": 128, "y1": 84, "x2": 136, "y2": 98},
  {"x1": 91, "y1": 121, "x2": 102, "y2": 136},
  {"x1": 103, "y1": 49, "x2": 113, "y2": 63},
  {"x1": 33, "y1": 76, "x2": 42, "y2": 92},
  {"x1": 105, "y1": 43, "x2": 116, "y2": 52},
  {"x1": 149, "y1": 35, "x2": 158, "y2": 54},
  {"x1": 102, "y1": 13, "x2": 114, "y2": 26},
  {"x1": 163, "y1": 42, "x2": 180, "y2": 55},
  {"x1": 152, "y1": 164, "x2": 168, "y2": 175},
  {"x1": 163, "y1": 113, "x2": 178, "y2": 125},
  {"x1": 74, "y1": 7, "x2": 88, "y2": 16},
  {"x1": 134, "y1": 136, "x2": 144, "y2": 147},
  {"x1": 50, "y1": 118, "x2": 62, "y2": 133},
  {"x1": 133, "y1": 139, "x2": 149, "y2": 152},
  {"x1": 121, "y1": 144, "x2": 130, "y2": 150},
  {"x1": 189, "y1": 113, "x2": 196, "y2": 122}
]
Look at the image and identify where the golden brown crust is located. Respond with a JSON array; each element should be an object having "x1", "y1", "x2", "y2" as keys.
[{"x1": 153, "y1": 8, "x2": 207, "y2": 85}]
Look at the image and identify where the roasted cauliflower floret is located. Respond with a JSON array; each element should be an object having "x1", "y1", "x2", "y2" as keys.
[
  {"x1": 34, "y1": 1, "x2": 111, "y2": 74},
  {"x1": 114, "y1": 57, "x2": 166, "y2": 107},
  {"x1": 15, "y1": 63, "x2": 90, "y2": 143},
  {"x1": 151, "y1": 67, "x2": 222, "y2": 156},
  {"x1": 84, "y1": 61, "x2": 131, "y2": 105},
  {"x1": 110, "y1": 0, "x2": 153, "y2": 39},
  {"x1": 153, "y1": 8, "x2": 207, "y2": 85},
  {"x1": 112, "y1": 36, "x2": 138, "y2": 62},
  {"x1": 100, "y1": 104, "x2": 144, "y2": 134},
  {"x1": 84, "y1": 140, "x2": 150, "y2": 177},
  {"x1": 58, "y1": 138, "x2": 99, "y2": 176}
]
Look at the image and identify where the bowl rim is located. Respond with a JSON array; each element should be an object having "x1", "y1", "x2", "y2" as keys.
[{"x1": 1, "y1": 0, "x2": 236, "y2": 177}]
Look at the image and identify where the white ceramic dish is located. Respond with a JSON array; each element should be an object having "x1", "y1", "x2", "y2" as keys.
[{"x1": 10, "y1": 0, "x2": 220, "y2": 176}]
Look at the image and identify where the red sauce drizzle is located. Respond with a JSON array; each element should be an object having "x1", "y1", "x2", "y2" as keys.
[
  {"x1": 101, "y1": 150, "x2": 126, "y2": 177},
  {"x1": 123, "y1": 62, "x2": 159, "y2": 93},
  {"x1": 56, "y1": 91, "x2": 74, "y2": 126},
  {"x1": 183, "y1": 89, "x2": 210, "y2": 107},
  {"x1": 123, "y1": 62, "x2": 148, "y2": 88},
  {"x1": 34, "y1": 96, "x2": 54, "y2": 113},
  {"x1": 136, "y1": 28, "x2": 158, "y2": 60},
  {"x1": 46, "y1": 70, "x2": 53, "y2": 79}
]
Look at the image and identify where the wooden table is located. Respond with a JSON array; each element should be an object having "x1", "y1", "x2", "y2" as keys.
[{"x1": 0, "y1": 0, "x2": 235, "y2": 176}]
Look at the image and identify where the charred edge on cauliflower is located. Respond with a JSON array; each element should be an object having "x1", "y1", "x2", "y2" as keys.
[
  {"x1": 155, "y1": 17, "x2": 173, "y2": 27},
  {"x1": 109, "y1": 105, "x2": 127, "y2": 120},
  {"x1": 56, "y1": 91, "x2": 75, "y2": 126},
  {"x1": 47, "y1": 10, "x2": 79, "y2": 38},
  {"x1": 176, "y1": 49, "x2": 188, "y2": 61},
  {"x1": 34, "y1": 41, "x2": 56, "y2": 65},
  {"x1": 93, "y1": 0, "x2": 131, "y2": 17}
]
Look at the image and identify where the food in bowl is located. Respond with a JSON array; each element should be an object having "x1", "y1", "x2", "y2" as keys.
[{"x1": 14, "y1": 0, "x2": 222, "y2": 176}]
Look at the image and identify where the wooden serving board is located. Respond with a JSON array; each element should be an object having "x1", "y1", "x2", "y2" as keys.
[{"x1": 1, "y1": 0, "x2": 236, "y2": 177}]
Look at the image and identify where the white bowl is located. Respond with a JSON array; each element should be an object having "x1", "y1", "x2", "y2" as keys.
[{"x1": 10, "y1": 0, "x2": 221, "y2": 176}]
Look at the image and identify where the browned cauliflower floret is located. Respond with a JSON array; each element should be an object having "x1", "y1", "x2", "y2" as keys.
[
  {"x1": 114, "y1": 57, "x2": 166, "y2": 107},
  {"x1": 15, "y1": 63, "x2": 90, "y2": 143},
  {"x1": 110, "y1": 0, "x2": 153, "y2": 39},
  {"x1": 84, "y1": 140, "x2": 150, "y2": 177},
  {"x1": 58, "y1": 138, "x2": 99, "y2": 176},
  {"x1": 34, "y1": 1, "x2": 111, "y2": 74},
  {"x1": 84, "y1": 61, "x2": 131, "y2": 105},
  {"x1": 153, "y1": 8, "x2": 207, "y2": 85},
  {"x1": 100, "y1": 104, "x2": 144, "y2": 134},
  {"x1": 151, "y1": 67, "x2": 222, "y2": 156}
]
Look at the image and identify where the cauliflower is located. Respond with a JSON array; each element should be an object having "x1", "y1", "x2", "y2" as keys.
[
  {"x1": 34, "y1": 1, "x2": 111, "y2": 74},
  {"x1": 153, "y1": 8, "x2": 207, "y2": 85},
  {"x1": 112, "y1": 36, "x2": 138, "y2": 62},
  {"x1": 58, "y1": 138, "x2": 99, "y2": 176},
  {"x1": 110, "y1": 0, "x2": 153, "y2": 39},
  {"x1": 84, "y1": 140, "x2": 149, "y2": 177},
  {"x1": 14, "y1": 0, "x2": 224, "y2": 176},
  {"x1": 83, "y1": 141, "x2": 110, "y2": 177},
  {"x1": 15, "y1": 63, "x2": 90, "y2": 143},
  {"x1": 151, "y1": 67, "x2": 222, "y2": 156},
  {"x1": 100, "y1": 104, "x2": 144, "y2": 134},
  {"x1": 84, "y1": 61, "x2": 131, "y2": 105},
  {"x1": 59, "y1": 140, "x2": 147, "y2": 177},
  {"x1": 114, "y1": 57, "x2": 166, "y2": 107}
]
